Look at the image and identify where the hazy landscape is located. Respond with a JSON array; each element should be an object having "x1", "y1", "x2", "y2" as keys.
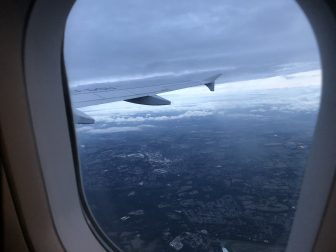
[{"x1": 76, "y1": 70, "x2": 320, "y2": 251}]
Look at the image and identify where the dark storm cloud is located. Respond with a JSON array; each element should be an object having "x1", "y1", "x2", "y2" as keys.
[{"x1": 64, "y1": 0, "x2": 319, "y2": 84}]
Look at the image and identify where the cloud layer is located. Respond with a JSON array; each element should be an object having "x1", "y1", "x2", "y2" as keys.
[
  {"x1": 64, "y1": 0, "x2": 319, "y2": 85},
  {"x1": 77, "y1": 70, "x2": 321, "y2": 132}
]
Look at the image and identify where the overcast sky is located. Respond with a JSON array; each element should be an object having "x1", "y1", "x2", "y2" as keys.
[{"x1": 64, "y1": 0, "x2": 319, "y2": 86}]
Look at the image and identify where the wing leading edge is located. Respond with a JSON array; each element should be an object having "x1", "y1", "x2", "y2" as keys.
[{"x1": 71, "y1": 73, "x2": 222, "y2": 124}]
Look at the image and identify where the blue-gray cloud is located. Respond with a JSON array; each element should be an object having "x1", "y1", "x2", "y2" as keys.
[{"x1": 64, "y1": 0, "x2": 319, "y2": 84}]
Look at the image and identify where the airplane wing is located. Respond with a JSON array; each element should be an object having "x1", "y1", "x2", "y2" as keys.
[{"x1": 71, "y1": 73, "x2": 221, "y2": 124}]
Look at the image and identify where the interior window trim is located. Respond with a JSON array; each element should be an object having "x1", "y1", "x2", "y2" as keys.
[{"x1": 1, "y1": 0, "x2": 336, "y2": 251}]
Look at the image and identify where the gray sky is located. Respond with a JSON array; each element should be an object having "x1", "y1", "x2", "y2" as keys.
[{"x1": 64, "y1": 0, "x2": 319, "y2": 85}]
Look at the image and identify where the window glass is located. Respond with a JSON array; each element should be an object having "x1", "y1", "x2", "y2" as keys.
[{"x1": 64, "y1": 1, "x2": 321, "y2": 251}]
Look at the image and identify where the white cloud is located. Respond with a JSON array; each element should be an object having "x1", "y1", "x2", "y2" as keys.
[
  {"x1": 95, "y1": 110, "x2": 214, "y2": 123},
  {"x1": 77, "y1": 69, "x2": 321, "y2": 123},
  {"x1": 77, "y1": 124, "x2": 155, "y2": 134}
]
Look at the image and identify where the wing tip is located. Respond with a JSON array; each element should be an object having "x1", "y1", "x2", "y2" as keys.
[
  {"x1": 74, "y1": 109, "x2": 95, "y2": 124},
  {"x1": 204, "y1": 73, "x2": 222, "y2": 92}
]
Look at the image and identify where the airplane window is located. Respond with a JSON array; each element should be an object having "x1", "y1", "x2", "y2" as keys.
[{"x1": 64, "y1": 0, "x2": 321, "y2": 251}]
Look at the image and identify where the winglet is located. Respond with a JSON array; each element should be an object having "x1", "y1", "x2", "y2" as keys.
[
  {"x1": 205, "y1": 82, "x2": 215, "y2": 92},
  {"x1": 204, "y1": 73, "x2": 222, "y2": 92},
  {"x1": 73, "y1": 109, "x2": 95, "y2": 124},
  {"x1": 125, "y1": 95, "x2": 171, "y2": 106}
]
